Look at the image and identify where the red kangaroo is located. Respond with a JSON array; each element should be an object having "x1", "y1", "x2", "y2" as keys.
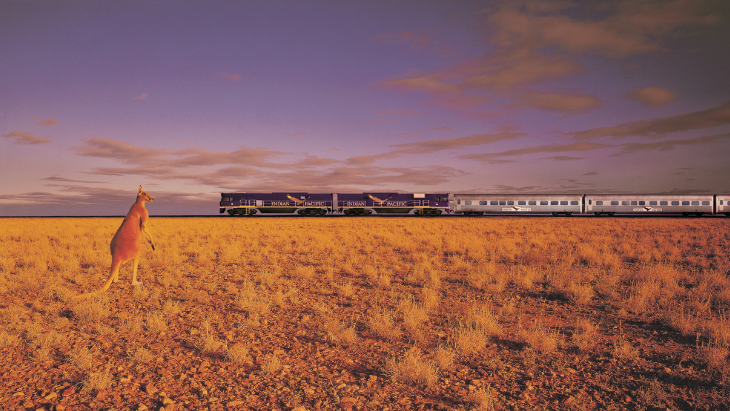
[{"x1": 75, "y1": 186, "x2": 156, "y2": 298}]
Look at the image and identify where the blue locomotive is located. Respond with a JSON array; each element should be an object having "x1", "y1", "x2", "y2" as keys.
[{"x1": 220, "y1": 192, "x2": 450, "y2": 216}]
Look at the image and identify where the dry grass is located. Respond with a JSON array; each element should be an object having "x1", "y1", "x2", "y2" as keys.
[
  {"x1": 385, "y1": 347, "x2": 438, "y2": 388},
  {"x1": 1, "y1": 217, "x2": 729, "y2": 410}
]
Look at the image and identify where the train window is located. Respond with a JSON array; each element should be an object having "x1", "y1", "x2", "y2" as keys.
[
  {"x1": 639, "y1": 201, "x2": 645, "y2": 206},
  {"x1": 691, "y1": 201, "x2": 699, "y2": 206},
  {"x1": 560, "y1": 200, "x2": 568, "y2": 205},
  {"x1": 660, "y1": 201, "x2": 668, "y2": 206},
  {"x1": 630, "y1": 201, "x2": 637, "y2": 206},
  {"x1": 702, "y1": 201, "x2": 710, "y2": 206},
  {"x1": 518, "y1": 200, "x2": 526, "y2": 205},
  {"x1": 650, "y1": 201, "x2": 658, "y2": 206},
  {"x1": 457, "y1": 199, "x2": 461, "y2": 205},
  {"x1": 588, "y1": 199, "x2": 592, "y2": 205},
  {"x1": 465, "y1": 200, "x2": 472, "y2": 205},
  {"x1": 672, "y1": 201, "x2": 680, "y2": 206},
  {"x1": 540, "y1": 200, "x2": 549, "y2": 205},
  {"x1": 611, "y1": 201, "x2": 619, "y2": 206},
  {"x1": 621, "y1": 201, "x2": 630, "y2": 205},
  {"x1": 479, "y1": 201, "x2": 488, "y2": 205},
  {"x1": 571, "y1": 201, "x2": 579, "y2": 205},
  {"x1": 721, "y1": 200, "x2": 724, "y2": 205},
  {"x1": 491, "y1": 200, "x2": 499, "y2": 205},
  {"x1": 499, "y1": 200, "x2": 506, "y2": 205},
  {"x1": 507, "y1": 201, "x2": 514, "y2": 205},
  {"x1": 528, "y1": 200, "x2": 536, "y2": 205},
  {"x1": 595, "y1": 201, "x2": 603, "y2": 205},
  {"x1": 551, "y1": 201, "x2": 559, "y2": 205},
  {"x1": 436, "y1": 197, "x2": 448, "y2": 202},
  {"x1": 682, "y1": 201, "x2": 690, "y2": 206}
]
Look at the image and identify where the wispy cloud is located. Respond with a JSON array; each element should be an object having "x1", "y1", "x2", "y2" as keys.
[
  {"x1": 133, "y1": 93, "x2": 148, "y2": 100},
  {"x1": 625, "y1": 86, "x2": 677, "y2": 107},
  {"x1": 31, "y1": 117, "x2": 59, "y2": 126},
  {"x1": 459, "y1": 142, "x2": 612, "y2": 163},
  {"x1": 347, "y1": 132, "x2": 526, "y2": 165},
  {"x1": 221, "y1": 72, "x2": 241, "y2": 81},
  {"x1": 571, "y1": 100, "x2": 730, "y2": 139},
  {"x1": 618, "y1": 133, "x2": 730, "y2": 154},
  {"x1": 2, "y1": 130, "x2": 52, "y2": 145}
]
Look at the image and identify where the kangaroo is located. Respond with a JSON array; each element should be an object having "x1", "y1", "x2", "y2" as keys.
[{"x1": 75, "y1": 186, "x2": 156, "y2": 298}]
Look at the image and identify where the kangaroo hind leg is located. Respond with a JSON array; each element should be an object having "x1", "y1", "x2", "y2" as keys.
[{"x1": 131, "y1": 255, "x2": 142, "y2": 287}]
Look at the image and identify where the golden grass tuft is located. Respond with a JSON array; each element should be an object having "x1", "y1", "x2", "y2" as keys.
[{"x1": 385, "y1": 347, "x2": 438, "y2": 388}]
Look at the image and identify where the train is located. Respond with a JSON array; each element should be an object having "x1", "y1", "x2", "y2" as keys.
[{"x1": 220, "y1": 192, "x2": 730, "y2": 217}]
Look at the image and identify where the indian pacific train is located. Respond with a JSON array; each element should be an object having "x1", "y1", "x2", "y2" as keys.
[{"x1": 220, "y1": 192, "x2": 730, "y2": 217}]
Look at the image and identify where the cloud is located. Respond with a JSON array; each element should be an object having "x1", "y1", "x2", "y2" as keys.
[
  {"x1": 571, "y1": 100, "x2": 730, "y2": 139},
  {"x1": 134, "y1": 93, "x2": 148, "y2": 100},
  {"x1": 375, "y1": 1, "x2": 719, "y2": 115},
  {"x1": 510, "y1": 91, "x2": 601, "y2": 113},
  {"x1": 346, "y1": 132, "x2": 526, "y2": 165},
  {"x1": 618, "y1": 132, "x2": 730, "y2": 154},
  {"x1": 32, "y1": 117, "x2": 59, "y2": 126},
  {"x1": 583, "y1": 171, "x2": 599, "y2": 176},
  {"x1": 41, "y1": 175, "x2": 104, "y2": 184},
  {"x1": 375, "y1": 31, "x2": 457, "y2": 57},
  {"x1": 544, "y1": 156, "x2": 584, "y2": 161},
  {"x1": 625, "y1": 86, "x2": 677, "y2": 107},
  {"x1": 459, "y1": 142, "x2": 612, "y2": 163},
  {"x1": 2, "y1": 130, "x2": 52, "y2": 145},
  {"x1": 221, "y1": 72, "x2": 241, "y2": 81}
]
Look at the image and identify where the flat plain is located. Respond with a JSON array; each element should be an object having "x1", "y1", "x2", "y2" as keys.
[{"x1": 0, "y1": 216, "x2": 729, "y2": 410}]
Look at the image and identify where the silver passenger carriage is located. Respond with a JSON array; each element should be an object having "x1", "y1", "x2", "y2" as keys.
[
  {"x1": 454, "y1": 193, "x2": 583, "y2": 216},
  {"x1": 585, "y1": 194, "x2": 714, "y2": 216},
  {"x1": 716, "y1": 195, "x2": 730, "y2": 216}
]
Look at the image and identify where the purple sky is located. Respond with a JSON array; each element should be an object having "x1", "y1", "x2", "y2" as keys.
[{"x1": 2, "y1": 0, "x2": 730, "y2": 215}]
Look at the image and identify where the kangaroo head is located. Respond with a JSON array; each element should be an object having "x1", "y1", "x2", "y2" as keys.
[{"x1": 138, "y1": 185, "x2": 154, "y2": 202}]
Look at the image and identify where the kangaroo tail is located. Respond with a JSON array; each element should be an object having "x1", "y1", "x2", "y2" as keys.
[{"x1": 73, "y1": 258, "x2": 121, "y2": 299}]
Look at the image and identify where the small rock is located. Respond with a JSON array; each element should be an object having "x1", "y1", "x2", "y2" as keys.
[
  {"x1": 44, "y1": 392, "x2": 58, "y2": 400},
  {"x1": 162, "y1": 397, "x2": 174, "y2": 405},
  {"x1": 226, "y1": 400, "x2": 245, "y2": 407},
  {"x1": 137, "y1": 405, "x2": 149, "y2": 411},
  {"x1": 62, "y1": 387, "x2": 74, "y2": 396},
  {"x1": 144, "y1": 384, "x2": 158, "y2": 395}
]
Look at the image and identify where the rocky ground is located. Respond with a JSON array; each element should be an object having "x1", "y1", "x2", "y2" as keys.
[{"x1": 0, "y1": 217, "x2": 728, "y2": 410}]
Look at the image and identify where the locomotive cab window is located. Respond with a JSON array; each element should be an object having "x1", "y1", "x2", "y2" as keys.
[{"x1": 436, "y1": 197, "x2": 448, "y2": 202}]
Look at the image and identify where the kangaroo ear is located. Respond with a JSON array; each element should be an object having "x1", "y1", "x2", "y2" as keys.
[{"x1": 138, "y1": 185, "x2": 142, "y2": 193}]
